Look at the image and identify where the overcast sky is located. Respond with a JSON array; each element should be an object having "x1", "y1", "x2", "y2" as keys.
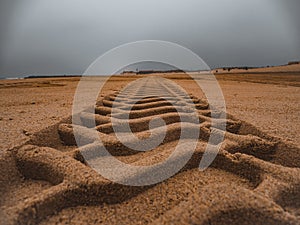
[{"x1": 0, "y1": 0, "x2": 300, "y2": 78}]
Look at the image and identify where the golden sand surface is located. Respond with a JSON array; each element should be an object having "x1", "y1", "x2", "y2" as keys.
[{"x1": 0, "y1": 65, "x2": 299, "y2": 224}]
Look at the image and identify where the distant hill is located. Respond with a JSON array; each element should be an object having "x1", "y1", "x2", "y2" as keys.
[
  {"x1": 213, "y1": 61, "x2": 300, "y2": 74},
  {"x1": 24, "y1": 75, "x2": 82, "y2": 79}
]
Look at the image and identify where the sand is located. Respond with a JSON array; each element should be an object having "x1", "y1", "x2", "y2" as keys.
[{"x1": 0, "y1": 65, "x2": 299, "y2": 224}]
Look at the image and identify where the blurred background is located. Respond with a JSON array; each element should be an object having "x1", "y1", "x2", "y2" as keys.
[{"x1": 0, "y1": 0, "x2": 299, "y2": 78}]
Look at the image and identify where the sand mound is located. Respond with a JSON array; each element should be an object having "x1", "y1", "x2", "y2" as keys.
[{"x1": 1, "y1": 77, "x2": 300, "y2": 224}]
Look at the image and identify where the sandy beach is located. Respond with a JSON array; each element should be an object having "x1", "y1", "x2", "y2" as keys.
[{"x1": 0, "y1": 64, "x2": 300, "y2": 224}]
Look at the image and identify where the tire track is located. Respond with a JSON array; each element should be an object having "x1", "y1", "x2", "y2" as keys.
[{"x1": 2, "y1": 76, "x2": 300, "y2": 224}]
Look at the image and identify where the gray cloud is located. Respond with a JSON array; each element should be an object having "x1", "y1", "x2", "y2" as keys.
[{"x1": 0, "y1": 0, "x2": 299, "y2": 78}]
